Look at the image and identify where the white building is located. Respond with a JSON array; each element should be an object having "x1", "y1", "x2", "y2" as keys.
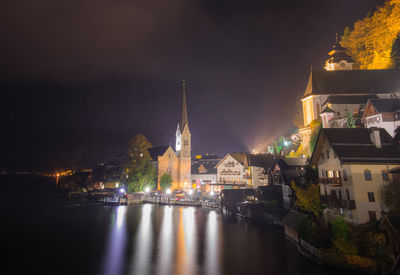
[
  {"x1": 364, "y1": 98, "x2": 400, "y2": 137},
  {"x1": 310, "y1": 128, "x2": 400, "y2": 224},
  {"x1": 215, "y1": 153, "x2": 282, "y2": 189}
]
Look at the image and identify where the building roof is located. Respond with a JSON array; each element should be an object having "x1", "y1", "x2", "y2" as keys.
[
  {"x1": 368, "y1": 98, "x2": 400, "y2": 113},
  {"x1": 310, "y1": 128, "x2": 400, "y2": 165},
  {"x1": 246, "y1": 154, "x2": 282, "y2": 169},
  {"x1": 323, "y1": 95, "x2": 378, "y2": 105},
  {"x1": 282, "y1": 158, "x2": 307, "y2": 167},
  {"x1": 191, "y1": 161, "x2": 218, "y2": 174},
  {"x1": 304, "y1": 70, "x2": 400, "y2": 97},
  {"x1": 229, "y1": 153, "x2": 247, "y2": 165},
  {"x1": 149, "y1": 146, "x2": 170, "y2": 161}
]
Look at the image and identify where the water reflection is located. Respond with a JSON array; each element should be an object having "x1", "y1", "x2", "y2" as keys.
[
  {"x1": 205, "y1": 211, "x2": 221, "y2": 275},
  {"x1": 102, "y1": 206, "x2": 127, "y2": 275},
  {"x1": 155, "y1": 206, "x2": 174, "y2": 275},
  {"x1": 97, "y1": 205, "x2": 348, "y2": 275},
  {"x1": 175, "y1": 207, "x2": 198, "y2": 275},
  {"x1": 131, "y1": 204, "x2": 153, "y2": 275}
]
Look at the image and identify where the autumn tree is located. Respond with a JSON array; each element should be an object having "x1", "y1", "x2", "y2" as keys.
[
  {"x1": 160, "y1": 173, "x2": 173, "y2": 191},
  {"x1": 309, "y1": 119, "x2": 322, "y2": 154},
  {"x1": 391, "y1": 33, "x2": 400, "y2": 69},
  {"x1": 291, "y1": 181, "x2": 322, "y2": 219},
  {"x1": 380, "y1": 180, "x2": 400, "y2": 211},
  {"x1": 341, "y1": 0, "x2": 400, "y2": 69},
  {"x1": 126, "y1": 134, "x2": 156, "y2": 192}
]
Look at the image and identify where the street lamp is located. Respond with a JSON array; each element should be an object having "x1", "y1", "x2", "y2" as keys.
[
  {"x1": 166, "y1": 188, "x2": 171, "y2": 195},
  {"x1": 145, "y1": 186, "x2": 150, "y2": 193}
]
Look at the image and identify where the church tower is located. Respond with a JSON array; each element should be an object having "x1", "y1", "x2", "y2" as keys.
[
  {"x1": 176, "y1": 80, "x2": 191, "y2": 189},
  {"x1": 324, "y1": 34, "x2": 355, "y2": 71}
]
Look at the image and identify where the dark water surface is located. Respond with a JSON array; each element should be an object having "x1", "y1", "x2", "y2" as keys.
[{"x1": 1, "y1": 176, "x2": 359, "y2": 275}]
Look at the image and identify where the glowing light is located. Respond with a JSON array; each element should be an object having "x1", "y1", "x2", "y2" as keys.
[
  {"x1": 116, "y1": 183, "x2": 119, "y2": 188},
  {"x1": 145, "y1": 186, "x2": 150, "y2": 193},
  {"x1": 188, "y1": 189, "x2": 193, "y2": 196},
  {"x1": 166, "y1": 189, "x2": 171, "y2": 195},
  {"x1": 210, "y1": 191, "x2": 214, "y2": 196},
  {"x1": 119, "y1": 188, "x2": 126, "y2": 193}
]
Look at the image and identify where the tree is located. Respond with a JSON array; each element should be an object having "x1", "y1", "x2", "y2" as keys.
[
  {"x1": 380, "y1": 180, "x2": 400, "y2": 211},
  {"x1": 345, "y1": 110, "x2": 356, "y2": 128},
  {"x1": 309, "y1": 119, "x2": 322, "y2": 154},
  {"x1": 160, "y1": 173, "x2": 173, "y2": 191},
  {"x1": 341, "y1": 0, "x2": 400, "y2": 69},
  {"x1": 291, "y1": 180, "x2": 323, "y2": 219},
  {"x1": 126, "y1": 134, "x2": 156, "y2": 192},
  {"x1": 391, "y1": 33, "x2": 400, "y2": 69}
]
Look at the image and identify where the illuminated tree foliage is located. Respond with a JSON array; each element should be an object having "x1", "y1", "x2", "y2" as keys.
[
  {"x1": 309, "y1": 119, "x2": 322, "y2": 154},
  {"x1": 291, "y1": 181, "x2": 322, "y2": 218},
  {"x1": 392, "y1": 33, "x2": 400, "y2": 68},
  {"x1": 126, "y1": 134, "x2": 156, "y2": 192},
  {"x1": 341, "y1": 0, "x2": 400, "y2": 69},
  {"x1": 160, "y1": 173, "x2": 172, "y2": 191}
]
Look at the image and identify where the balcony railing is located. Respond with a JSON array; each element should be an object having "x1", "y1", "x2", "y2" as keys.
[
  {"x1": 320, "y1": 195, "x2": 356, "y2": 210},
  {"x1": 318, "y1": 177, "x2": 342, "y2": 186}
]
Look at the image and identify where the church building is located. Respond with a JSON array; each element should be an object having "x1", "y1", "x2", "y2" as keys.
[
  {"x1": 149, "y1": 81, "x2": 192, "y2": 190},
  {"x1": 300, "y1": 38, "x2": 400, "y2": 155}
]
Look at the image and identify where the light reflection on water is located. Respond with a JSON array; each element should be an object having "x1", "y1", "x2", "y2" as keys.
[
  {"x1": 98, "y1": 204, "x2": 348, "y2": 275},
  {"x1": 131, "y1": 204, "x2": 153, "y2": 275},
  {"x1": 205, "y1": 211, "x2": 221, "y2": 275},
  {"x1": 155, "y1": 206, "x2": 174, "y2": 275},
  {"x1": 102, "y1": 206, "x2": 127, "y2": 275},
  {"x1": 101, "y1": 205, "x2": 222, "y2": 275}
]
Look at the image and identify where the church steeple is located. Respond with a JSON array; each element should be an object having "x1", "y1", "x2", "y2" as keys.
[
  {"x1": 180, "y1": 80, "x2": 189, "y2": 132},
  {"x1": 324, "y1": 34, "x2": 354, "y2": 71}
]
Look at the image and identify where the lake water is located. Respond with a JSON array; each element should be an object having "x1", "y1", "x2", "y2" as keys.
[{"x1": 2, "y1": 197, "x2": 360, "y2": 275}]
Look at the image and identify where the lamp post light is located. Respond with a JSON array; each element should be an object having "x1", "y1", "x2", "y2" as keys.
[{"x1": 145, "y1": 186, "x2": 150, "y2": 193}]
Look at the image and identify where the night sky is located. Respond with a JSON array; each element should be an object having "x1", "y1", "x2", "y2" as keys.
[{"x1": 1, "y1": 0, "x2": 383, "y2": 170}]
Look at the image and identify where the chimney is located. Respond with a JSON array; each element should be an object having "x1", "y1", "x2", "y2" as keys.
[{"x1": 370, "y1": 127, "x2": 382, "y2": 149}]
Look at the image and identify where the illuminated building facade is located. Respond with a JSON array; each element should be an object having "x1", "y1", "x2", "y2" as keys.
[
  {"x1": 150, "y1": 81, "x2": 191, "y2": 190},
  {"x1": 299, "y1": 40, "x2": 400, "y2": 155},
  {"x1": 310, "y1": 128, "x2": 400, "y2": 224}
]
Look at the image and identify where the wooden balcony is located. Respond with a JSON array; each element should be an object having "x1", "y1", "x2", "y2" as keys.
[
  {"x1": 320, "y1": 195, "x2": 356, "y2": 210},
  {"x1": 318, "y1": 177, "x2": 342, "y2": 186}
]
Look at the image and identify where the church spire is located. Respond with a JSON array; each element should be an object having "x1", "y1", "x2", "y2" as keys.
[{"x1": 180, "y1": 80, "x2": 189, "y2": 132}]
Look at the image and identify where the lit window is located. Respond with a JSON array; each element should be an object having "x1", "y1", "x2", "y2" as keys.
[
  {"x1": 364, "y1": 170, "x2": 372, "y2": 181},
  {"x1": 328, "y1": 171, "x2": 334, "y2": 178}
]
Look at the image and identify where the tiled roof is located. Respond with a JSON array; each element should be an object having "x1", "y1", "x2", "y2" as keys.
[
  {"x1": 247, "y1": 154, "x2": 282, "y2": 169},
  {"x1": 311, "y1": 128, "x2": 400, "y2": 164},
  {"x1": 368, "y1": 98, "x2": 400, "y2": 113},
  {"x1": 323, "y1": 95, "x2": 378, "y2": 105},
  {"x1": 282, "y1": 158, "x2": 307, "y2": 167},
  {"x1": 191, "y1": 160, "x2": 218, "y2": 174},
  {"x1": 304, "y1": 70, "x2": 400, "y2": 96}
]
